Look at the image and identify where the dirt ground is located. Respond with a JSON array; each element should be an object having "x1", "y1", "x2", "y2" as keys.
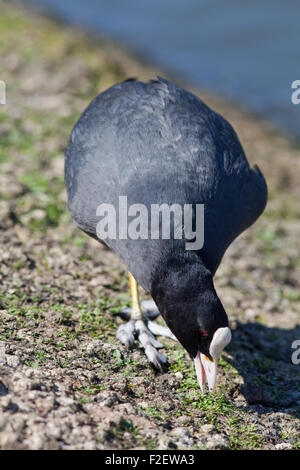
[{"x1": 0, "y1": 0, "x2": 299, "y2": 450}]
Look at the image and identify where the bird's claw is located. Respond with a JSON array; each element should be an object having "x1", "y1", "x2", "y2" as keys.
[
  {"x1": 144, "y1": 346, "x2": 168, "y2": 373},
  {"x1": 116, "y1": 300, "x2": 175, "y2": 372},
  {"x1": 117, "y1": 318, "x2": 168, "y2": 371},
  {"x1": 135, "y1": 319, "x2": 167, "y2": 371},
  {"x1": 116, "y1": 320, "x2": 135, "y2": 347}
]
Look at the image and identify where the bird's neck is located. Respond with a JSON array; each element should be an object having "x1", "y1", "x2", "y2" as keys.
[{"x1": 150, "y1": 248, "x2": 213, "y2": 315}]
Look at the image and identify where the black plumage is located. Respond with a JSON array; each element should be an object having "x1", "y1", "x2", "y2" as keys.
[{"x1": 65, "y1": 77, "x2": 267, "y2": 387}]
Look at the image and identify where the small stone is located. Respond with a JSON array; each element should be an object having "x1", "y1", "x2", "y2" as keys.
[
  {"x1": 200, "y1": 424, "x2": 215, "y2": 433},
  {"x1": 174, "y1": 372, "x2": 183, "y2": 380},
  {"x1": 0, "y1": 396, "x2": 10, "y2": 408},
  {"x1": 57, "y1": 396, "x2": 74, "y2": 407},
  {"x1": 45, "y1": 422, "x2": 63, "y2": 440},
  {"x1": 98, "y1": 391, "x2": 120, "y2": 408},
  {"x1": 274, "y1": 442, "x2": 293, "y2": 450},
  {"x1": 174, "y1": 415, "x2": 189, "y2": 425},
  {"x1": 0, "y1": 430, "x2": 18, "y2": 449},
  {"x1": 115, "y1": 402, "x2": 135, "y2": 415},
  {"x1": 35, "y1": 396, "x2": 54, "y2": 416},
  {"x1": 23, "y1": 433, "x2": 45, "y2": 450},
  {"x1": 0, "y1": 415, "x2": 7, "y2": 432},
  {"x1": 86, "y1": 340, "x2": 103, "y2": 355},
  {"x1": 205, "y1": 434, "x2": 229, "y2": 449},
  {"x1": 6, "y1": 355, "x2": 20, "y2": 368},
  {"x1": 170, "y1": 427, "x2": 193, "y2": 447}
]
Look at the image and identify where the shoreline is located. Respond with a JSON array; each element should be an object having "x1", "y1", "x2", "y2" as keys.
[
  {"x1": 21, "y1": 1, "x2": 300, "y2": 196},
  {"x1": 18, "y1": 0, "x2": 300, "y2": 146},
  {"x1": 19, "y1": 0, "x2": 300, "y2": 142}
]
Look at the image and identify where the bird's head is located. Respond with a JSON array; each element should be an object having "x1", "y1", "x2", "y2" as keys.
[
  {"x1": 151, "y1": 253, "x2": 232, "y2": 392},
  {"x1": 192, "y1": 321, "x2": 232, "y2": 393}
]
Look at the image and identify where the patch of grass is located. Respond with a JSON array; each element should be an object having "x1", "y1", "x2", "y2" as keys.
[
  {"x1": 54, "y1": 304, "x2": 74, "y2": 326},
  {"x1": 34, "y1": 349, "x2": 49, "y2": 363},
  {"x1": 181, "y1": 389, "x2": 235, "y2": 425},
  {"x1": 55, "y1": 329, "x2": 78, "y2": 341},
  {"x1": 0, "y1": 110, "x2": 8, "y2": 123},
  {"x1": 55, "y1": 358, "x2": 69, "y2": 368},
  {"x1": 293, "y1": 440, "x2": 300, "y2": 450},
  {"x1": 0, "y1": 9, "x2": 28, "y2": 35},
  {"x1": 0, "y1": 146, "x2": 11, "y2": 164},
  {"x1": 45, "y1": 202, "x2": 64, "y2": 226},
  {"x1": 110, "y1": 349, "x2": 142, "y2": 379},
  {"x1": 229, "y1": 420, "x2": 265, "y2": 450},
  {"x1": 167, "y1": 344, "x2": 243, "y2": 427},
  {"x1": 77, "y1": 396, "x2": 89, "y2": 405},
  {"x1": 24, "y1": 360, "x2": 39, "y2": 368},
  {"x1": 264, "y1": 202, "x2": 300, "y2": 220},
  {"x1": 0, "y1": 292, "x2": 29, "y2": 317},
  {"x1": 75, "y1": 384, "x2": 108, "y2": 395},
  {"x1": 77, "y1": 301, "x2": 117, "y2": 339},
  {"x1": 141, "y1": 404, "x2": 168, "y2": 425},
  {"x1": 258, "y1": 227, "x2": 277, "y2": 244},
  {"x1": 63, "y1": 235, "x2": 87, "y2": 249},
  {"x1": 256, "y1": 227, "x2": 277, "y2": 255},
  {"x1": 113, "y1": 419, "x2": 140, "y2": 440},
  {"x1": 1, "y1": 293, "x2": 46, "y2": 321},
  {"x1": 22, "y1": 349, "x2": 52, "y2": 368},
  {"x1": 18, "y1": 173, "x2": 65, "y2": 230},
  {"x1": 282, "y1": 289, "x2": 300, "y2": 302},
  {"x1": 142, "y1": 436, "x2": 159, "y2": 450},
  {"x1": 1, "y1": 124, "x2": 37, "y2": 154},
  {"x1": 168, "y1": 347, "x2": 187, "y2": 372}
]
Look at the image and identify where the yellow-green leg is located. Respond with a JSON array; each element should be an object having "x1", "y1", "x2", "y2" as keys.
[
  {"x1": 129, "y1": 272, "x2": 143, "y2": 320},
  {"x1": 116, "y1": 272, "x2": 174, "y2": 372}
]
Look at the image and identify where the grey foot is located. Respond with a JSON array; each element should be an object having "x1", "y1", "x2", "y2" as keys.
[
  {"x1": 117, "y1": 318, "x2": 167, "y2": 372},
  {"x1": 147, "y1": 320, "x2": 177, "y2": 341},
  {"x1": 116, "y1": 302, "x2": 177, "y2": 372}
]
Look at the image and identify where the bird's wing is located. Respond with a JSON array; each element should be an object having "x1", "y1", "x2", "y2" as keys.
[
  {"x1": 156, "y1": 78, "x2": 267, "y2": 271},
  {"x1": 196, "y1": 108, "x2": 268, "y2": 273},
  {"x1": 65, "y1": 77, "x2": 267, "y2": 281}
]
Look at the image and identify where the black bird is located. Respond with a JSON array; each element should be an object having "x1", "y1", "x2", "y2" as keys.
[{"x1": 65, "y1": 77, "x2": 267, "y2": 392}]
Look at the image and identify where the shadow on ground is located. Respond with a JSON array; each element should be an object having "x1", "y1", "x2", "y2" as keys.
[{"x1": 227, "y1": 321, "x2": 300, "y2": 416}]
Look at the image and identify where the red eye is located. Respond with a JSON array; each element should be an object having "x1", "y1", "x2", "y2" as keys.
[{"x1": 200, "y1": 329, "x2": 208, "y2": 337}]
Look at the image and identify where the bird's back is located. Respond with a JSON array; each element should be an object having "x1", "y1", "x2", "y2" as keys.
[{"x1": 65, "y1": 77, "x2": 267, "y2": 289}]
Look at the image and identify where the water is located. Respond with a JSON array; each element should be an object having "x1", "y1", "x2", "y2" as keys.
[{"x1": 23, "y1": 0, "x2": 300, "y2": 139}]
